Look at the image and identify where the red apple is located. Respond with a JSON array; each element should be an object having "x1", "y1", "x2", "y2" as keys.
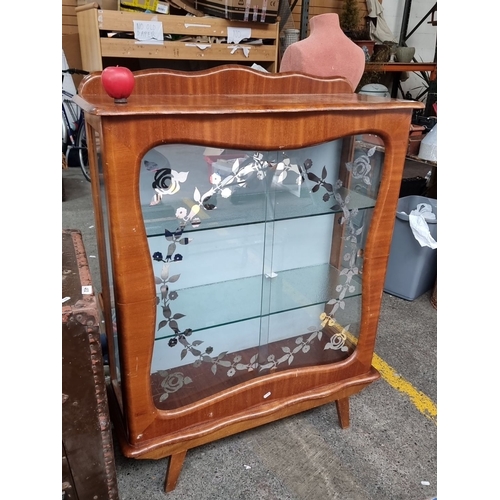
[{"x1": 101, "y1": 66, "x2": 135, "y2": 103}]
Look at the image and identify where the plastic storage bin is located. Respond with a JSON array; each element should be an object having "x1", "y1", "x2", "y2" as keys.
[{"x1": 384, "y1": 195, "x2": 437, "y2": 300}]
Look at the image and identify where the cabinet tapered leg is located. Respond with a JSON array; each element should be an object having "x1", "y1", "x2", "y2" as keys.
[
  {"x1": 335, "y1": 397, "x2": 350, "y2": 428},
  {"x1": 164, "y1": 450, "x2": 187, "y2": 492}
]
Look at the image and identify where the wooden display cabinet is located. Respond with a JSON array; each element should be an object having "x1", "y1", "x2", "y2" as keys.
[{"x1": 75, "y1": 66, "x2": 423, "y2": 493}]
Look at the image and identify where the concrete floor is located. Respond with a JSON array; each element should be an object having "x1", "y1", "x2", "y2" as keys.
[{"x1": 62, "y1": 165, "x2": 437, "y2": 500}]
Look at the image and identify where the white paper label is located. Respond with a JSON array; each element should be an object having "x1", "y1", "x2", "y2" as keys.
[
  {"x1": 227, "y1": 27, "x2": 251, "y2": 44},
  {"x1": 133, "y1": 20, "x2": 163, "y2": 44}
]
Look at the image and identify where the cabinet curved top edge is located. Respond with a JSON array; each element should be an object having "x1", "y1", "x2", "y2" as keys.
[{"x1": 76, "y1": 65, "x2": 424, "y2": 115}]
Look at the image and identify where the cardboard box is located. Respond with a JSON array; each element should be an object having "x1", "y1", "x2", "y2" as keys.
[
  {"x1": 119, "y1": 0, "x2": 170, "y2": 13},
  {"x1": 194, "y1": 0, "x2": 278, "y2": 23},
  {"x1": 77, "y1": 0, "x2": 119, "y2": 9},
  {"x1": 120, "y1": 0, "x2": 157, "y2": 10},
  {"x1": 155, "y1": 1, "x2": 170, "y2": 13},
  {"x1": 167, "y1": 0, "x2": 203, "y2": 16}
]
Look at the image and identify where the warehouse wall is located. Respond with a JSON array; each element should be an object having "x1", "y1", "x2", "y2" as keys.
[
  {"x1": 288, "y1": 0, "x2": 437, "y2": 102},
  {"x1": 382, "y1": 0, "x2": 436, "y2": 101}
]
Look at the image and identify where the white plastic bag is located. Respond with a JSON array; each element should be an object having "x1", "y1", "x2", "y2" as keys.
[
  {"x1": 405, "y1": 203, "x2": 437, "y2": 249},
  {"x1": 418, "y1": 124, "x2": 437, "y2": 162}
]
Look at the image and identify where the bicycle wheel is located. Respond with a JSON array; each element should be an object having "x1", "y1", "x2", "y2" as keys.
[
  {"x1": 76, "y1": 122, "x2": 91, "y2": 182},
  {"x1": 62, "y1": 118, "x2": 68, "y2": 154}
]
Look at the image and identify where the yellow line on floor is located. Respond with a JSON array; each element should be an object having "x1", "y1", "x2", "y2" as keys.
[
  {"x1": 371, "y1": 352, "x2": 437, "y2": 425},
  {"x1": 345, "y1": 331, "x2": 437, "y2": 424}
]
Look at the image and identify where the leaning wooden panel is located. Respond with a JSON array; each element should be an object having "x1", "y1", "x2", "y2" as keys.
[
  {"x1": 76, "y1": 65, "x2": 423, "y2": 493},
  {"x1": 77, "y1": 4, "x2": 104, "y2": 71}
]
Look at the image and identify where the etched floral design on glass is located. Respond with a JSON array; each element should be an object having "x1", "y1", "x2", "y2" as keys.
[{"x1": 147, "y1": 146, "x2": 377, "y2": 401}]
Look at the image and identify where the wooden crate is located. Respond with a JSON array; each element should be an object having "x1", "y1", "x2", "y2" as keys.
[{"x1": 76, "y1": 4, "x2": 279, "y2": 72}]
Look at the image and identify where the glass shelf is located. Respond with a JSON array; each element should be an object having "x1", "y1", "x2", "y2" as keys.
[
  {"x1": 154, "y1": 262, "x2": 362, "y2": 340},
  {"x1": 143, "y1": 185, "x2": 376, "y2": 237}
]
